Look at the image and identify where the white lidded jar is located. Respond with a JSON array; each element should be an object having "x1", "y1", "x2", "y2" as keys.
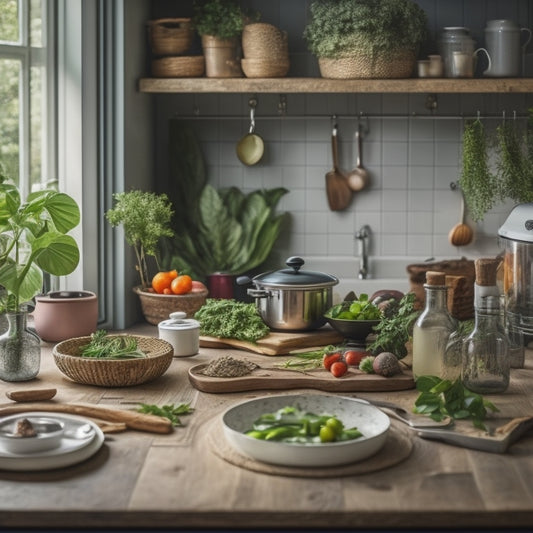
[{"x1": 158, "y1": 312, "x2": 200, "y2": 357}]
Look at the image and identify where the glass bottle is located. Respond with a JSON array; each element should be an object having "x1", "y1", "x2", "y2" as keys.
[
  {"x1": 462, "y1": 258, "x2": 510, "y2": 394},
  {"x1": 412, "y1": 271, "x2": 457, "y2": 379},
  {"x1": 0, "y1": 309, "x2": 41, "y2": 382}
]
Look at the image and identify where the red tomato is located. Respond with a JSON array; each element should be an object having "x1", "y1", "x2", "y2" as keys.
[
  {"x1": 344, "y1": 349, "x2": 370, "y2": 367},
  {"x1": 330, "y1": 361, "x2": 348, "y2": 378},
  {"x1": 323, "y1": 352, "x2": 342, "y2": 371},
  {"x1": 191, "y1": 280, "x2": 207, "y2": 293}
]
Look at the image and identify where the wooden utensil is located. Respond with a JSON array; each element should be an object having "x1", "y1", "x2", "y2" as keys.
[
  {"x1": 326, "y1": 123, "x2": 352, "y2": 211},
  {"x1": 346, "y1": 126, "x2": 369, "y2": 191},
  {"x1": 6, "y1": 388, "x2": 57, "y2": 402},
  {"x1": 448, "y1": 189, "x2": 473, "y2": 246}
]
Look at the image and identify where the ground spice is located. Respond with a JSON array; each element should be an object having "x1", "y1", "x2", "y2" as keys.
[{"x1": 201, "y1": 356, "x2": 258, "y2": 378}]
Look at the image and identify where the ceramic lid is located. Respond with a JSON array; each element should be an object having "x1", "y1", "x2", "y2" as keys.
[
  {"x1": 158, "y1": 312, "x2": 200, "y2": 331},
  {"x1": 252, "y1": 256, "x2": 338, "y2": 289}
]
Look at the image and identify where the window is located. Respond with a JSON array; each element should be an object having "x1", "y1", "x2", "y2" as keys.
[{"x1": 0, "y1": 0, "x2": 55, "y2": 197}]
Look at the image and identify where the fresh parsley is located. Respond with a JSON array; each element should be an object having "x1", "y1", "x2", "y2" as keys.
[
  {"x1": 137, "y1": 403, "x2": 194, "y2": 427},
  {"x1": 413, "y1": 376, "x2": 498, "y2": 430}
]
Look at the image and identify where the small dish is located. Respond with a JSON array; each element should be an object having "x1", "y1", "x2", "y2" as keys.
[
  {"x1": 325, "y1": 317, "x2": 380, "y2": 342},
  {"x1": 222, "y1": 393, "x2": 390, "y2": 467},
  {"x1": 0, "y1": 416, "x2": 64, "y2": 454}
]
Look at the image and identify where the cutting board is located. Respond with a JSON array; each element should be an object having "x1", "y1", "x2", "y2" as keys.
[
  {"x1": 188, "y1": 363, "x2": 415, "y2": 393},
  {"x1": 199, "y1": 328, "x2": 345, "y2": 356}
]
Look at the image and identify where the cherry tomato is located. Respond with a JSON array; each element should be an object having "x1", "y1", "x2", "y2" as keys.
[
  {"x1": 330, "y1": 361, "x2": 348, "y2": 378},
  {"x1": 323, "y1": 352, "x2": 342, "y2": 370},
  {"x1": 344, "y1": 349, "x2": 370, "y2": 367}
]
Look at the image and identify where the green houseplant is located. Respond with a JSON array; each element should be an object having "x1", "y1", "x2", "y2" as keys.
[
  {"x1": 303, "y1": 0, "x2": 428, "y2": 79},
  {"x1": 0, "y1": 175, "x2": 80, "y2": 381}
]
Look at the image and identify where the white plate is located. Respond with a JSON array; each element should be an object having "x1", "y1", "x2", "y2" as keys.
[
  {"x1": 222, "y1": 393, "x2": 390, "y2": 467},
  {"x1": 0, "y1": 412, "x2": 104, "y2": 471}
]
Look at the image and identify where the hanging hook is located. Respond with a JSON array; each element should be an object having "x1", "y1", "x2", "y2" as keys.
[{"x1": 248, "y1": 96, "x2": 258, "y2": 133}]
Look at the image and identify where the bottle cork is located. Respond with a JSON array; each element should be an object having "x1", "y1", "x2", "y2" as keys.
[
  {"x1": 425, "y1": 271, "x2": 446, "y2": 286},
  {"x1": 475, "y1": 258, "x2": 500, "y2": 287}
]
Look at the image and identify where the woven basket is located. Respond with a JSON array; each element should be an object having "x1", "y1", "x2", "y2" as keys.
[
  {"x1": 242, "y1": 58, "x2": 290, "y2": 78},
  {"x1": 52, "y1": 335, "x2": 174, "y2": 387},
  {"x1": 318, "y1": 49, "x2": 416, "y2": 79},
  {"x1": 147, "y1": 18, "x2": 194, "y2": 56},
  {"x1": 151, "y1": 56, "x2": 205, "y2": 78},
  {"x1": 242, "y1": 23, "x2": 288, "y2": 60},
  {"x1": 134, "y1": 286, "x2": 208, "y2": 325}
]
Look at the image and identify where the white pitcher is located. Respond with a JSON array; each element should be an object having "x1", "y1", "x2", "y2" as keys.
[{"x1": 483, "y1": 19, "x2": 532, "y2": 77}]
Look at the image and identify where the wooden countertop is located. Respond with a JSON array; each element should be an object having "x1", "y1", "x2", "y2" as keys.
[{"x1": 1, "y1": 322, "x2": 533, "y2": 530}]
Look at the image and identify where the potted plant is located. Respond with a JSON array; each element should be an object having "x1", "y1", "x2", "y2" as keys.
[
  {"x1": 303, "y1": 0, "x2": 428, "y2": 79},
  {"x1": 0, "y1": 175, "x2": 80, "y2": 381},
  {"x1": 192, "y1": 0, "x2": 259, "y2": 77}
]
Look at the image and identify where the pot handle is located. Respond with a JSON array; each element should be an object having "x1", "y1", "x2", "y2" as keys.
[
  {"x1": 236, "y1": 275, "x2": 252, "y2": 286},
  {"x1": 247, "y1": 288, "x2": 270, "y2": 299}
]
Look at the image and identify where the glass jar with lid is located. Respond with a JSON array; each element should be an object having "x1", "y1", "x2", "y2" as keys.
[{"x1": 438, "y1": 27, "x2": 476, "y2": 77}]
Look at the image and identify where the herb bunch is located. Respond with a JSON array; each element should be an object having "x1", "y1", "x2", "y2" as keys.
[
  {"x1": 413, "y1": 375, "x2": 498, "y2": 430},
  {"x1": 137, "y1": 403, "x2": 194, "y2": 426},
  {"x1": 80, "y1": 330, "x2": 147, "y2": 360}
]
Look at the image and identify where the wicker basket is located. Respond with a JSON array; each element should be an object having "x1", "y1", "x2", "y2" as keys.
[
  {"x1": 318, "y1": 49, "x2": 416, "y2": 79},
  {"x1": 134, "y1": 286, "x2": 208, "y2": 325},
  {"x1": 241, "y1": 58, "x2": 290, "y2": 78},
  {"x1": 242, "y1": 23, "x2": 289, "y2": 60},
  {"x1": 52, "y1": 335, "x2": 174, "y2": 387},
  {"x1": 147, "y1": 18, "x2": 194, "y2": 56},
  {"x1": 151, "y1": 56, "x2": 205, "y2": 78}
]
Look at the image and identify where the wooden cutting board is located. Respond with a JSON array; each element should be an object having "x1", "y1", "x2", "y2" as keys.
[
  {"x1": 199, "y1": 328, "x2": 345, "y2": 356},
  {"x1": 188, "y1": 363, "x2": 415, "y2": 393}
]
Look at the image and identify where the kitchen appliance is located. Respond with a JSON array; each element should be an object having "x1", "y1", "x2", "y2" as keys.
[
  {"x1": 238, "y1": 256, "x2": 338, "y2": 331},
  {"x1": 498, "y1": 203, "x2": 533, "y2": 338}
]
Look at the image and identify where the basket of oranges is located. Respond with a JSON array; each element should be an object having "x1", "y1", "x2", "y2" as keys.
[{"x1": 134, "y1": 270, "x2": 208, "y2": 326}]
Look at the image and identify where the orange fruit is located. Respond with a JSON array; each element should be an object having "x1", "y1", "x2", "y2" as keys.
[
  {"x1": 151, "y1": 271, "x2": 173, "y2": 294},
  {"x1": 168, "y1": 269, "x2": 178, "y2": 280},
  {"x1": 171, "y1": 274, "x2": 193, "y2": 295}
]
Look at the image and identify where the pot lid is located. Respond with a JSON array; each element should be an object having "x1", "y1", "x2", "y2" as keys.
[
  {"x1": 158, "y1": 311, "x2": 200, "y2": 330},
  {"x1": 252, "y1": 257, "x2": 339, "y2": 289},
  {"x1": 498, "y1": 203, "x2": 533, "y2": 243}
]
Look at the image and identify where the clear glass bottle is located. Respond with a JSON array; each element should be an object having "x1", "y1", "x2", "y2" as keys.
[
  {"x1": 0, "y1": 310, "x2": 41, "y2": 382},
  {"x1": 462, "y1": 294, "x2": 510, "y2": 394},
  {"x1": 462, "y1": 258, "x2": 510, "y2": 394},
  {"x1": 412, "y1": 271, "x2": 457, "y2": 379}
]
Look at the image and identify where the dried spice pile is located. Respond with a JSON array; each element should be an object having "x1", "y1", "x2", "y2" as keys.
[{"x1": 201, "y1": 356, "x2": 258, "y2": 378}]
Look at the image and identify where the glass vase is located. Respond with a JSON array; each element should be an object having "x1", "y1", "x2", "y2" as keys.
[{"x1": 0, "y1": 310, "x2": 41, "y2": 382}]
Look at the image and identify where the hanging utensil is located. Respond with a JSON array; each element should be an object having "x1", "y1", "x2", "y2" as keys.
[
  {"x1": 326, "y1": 122, "x2": 352, "y2": 211},
  {"x1": 346, "y1": 124, "x2": 369, "y2": 191},
  {"x1": 236, "y1": 97, "x2": 264, "y2": 166},
  {"x1": 448, "y1": 186, "x2": 474, "y2": 246}
]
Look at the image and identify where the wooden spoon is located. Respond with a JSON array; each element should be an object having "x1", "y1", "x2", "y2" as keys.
[
  {"x1": 346, "y1": 127, "x2": 369, "y2": 191},
  {"x1": 448, "y1": 190, "x2": 474, "y2": 246},
  {"x1": 326, "y1": 124, "x2": 352, "y2": 211}
]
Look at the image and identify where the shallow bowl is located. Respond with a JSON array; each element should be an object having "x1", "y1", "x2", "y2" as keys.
[
  {"x1": 53, "y1": 335, "x2": 174, "y2": 387},
  {"x1": 222, "y1": 393, "x2": 390, "y2": 467},
  {"x1": 0, "y1": 416, "x2": 65, "y2": 454},
  {"x1": 325, "y1": 317, "x2": 380, "y2": 341}
]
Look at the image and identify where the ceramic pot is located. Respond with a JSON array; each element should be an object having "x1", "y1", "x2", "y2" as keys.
[{"x1": 32, "y1": 291, "x2": 98, "y2": 343}]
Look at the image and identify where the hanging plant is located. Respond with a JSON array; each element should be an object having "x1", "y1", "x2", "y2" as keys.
[{"x1": 458, "y1": 119, "x2": 497, "y2": 222}]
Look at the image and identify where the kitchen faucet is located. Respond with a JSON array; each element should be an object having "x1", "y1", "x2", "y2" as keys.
[{"x1": 355, "y1": 225, "x2": 371, "y2": 279}]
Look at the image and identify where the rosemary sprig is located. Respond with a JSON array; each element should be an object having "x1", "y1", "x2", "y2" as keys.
[{"x1": 79, "y1": 330, "x2": 147, "y2": 359}]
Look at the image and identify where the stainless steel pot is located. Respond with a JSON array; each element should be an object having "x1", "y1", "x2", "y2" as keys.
[{"x1": 239, "y1": 257, "x2": 338, "y2": 331}]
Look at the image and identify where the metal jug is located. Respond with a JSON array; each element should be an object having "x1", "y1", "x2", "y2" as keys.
[{"x1": 483, "y1": 19, "x2": 532, "y2": 77}]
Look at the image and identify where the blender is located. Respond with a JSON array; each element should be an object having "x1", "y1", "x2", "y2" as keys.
[{"x1": 498, "y1": 203, "x2": 533, "y2": 365}]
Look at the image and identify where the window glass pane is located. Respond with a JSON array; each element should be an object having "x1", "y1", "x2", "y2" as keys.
[
  {"x1": 0, "y1": 58, "x2": 20, "y2": 184},
  {"x1": 30, "y1": 0, "x2": 42, "y2": 47},
  {"x1": 30, "y1": 64, "x2": 48, "y2": 190},
  {"x1": 0, "y1": 0, "x2": 19, "y2": 44}
]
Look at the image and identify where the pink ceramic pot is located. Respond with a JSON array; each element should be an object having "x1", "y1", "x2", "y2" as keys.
[{"x1": 32, "y1": 291, "x2": 98, "y2": 343}]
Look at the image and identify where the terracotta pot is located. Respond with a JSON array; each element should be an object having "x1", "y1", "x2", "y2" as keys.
[
  {"x1": 32, "y1": 291, "x2": 98, "y2": 343},
  {"x1": 201, "y1": 35, "x2": 243, "y2": 78}
]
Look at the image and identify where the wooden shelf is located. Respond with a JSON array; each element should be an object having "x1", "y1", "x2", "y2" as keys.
[{"x1": 139, "y1": 77, "x2": 533, "y2": 94}]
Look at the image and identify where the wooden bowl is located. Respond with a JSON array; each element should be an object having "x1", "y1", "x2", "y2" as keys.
[
  {"x1": 52, "y1": 335, "x2": 174, "y2": 387},
  {"x1": 134, "y1": 286, "x2": 208, "y2": 325}
]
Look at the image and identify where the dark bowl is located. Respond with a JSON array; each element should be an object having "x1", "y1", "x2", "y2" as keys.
[{"x1": 325, "y1": 317, "x2": 380, "y2": 341}]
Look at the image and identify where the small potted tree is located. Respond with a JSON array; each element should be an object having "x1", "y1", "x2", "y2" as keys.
[
  {"x1": 0, "y1": 175, "x2": 80, "y2": 381},
  {"x1": 192, "y1": 0, "x2": 259, "y2": 77},
  {"x1": 303, "y1": 0, "x2": 428, "y2": 79}
]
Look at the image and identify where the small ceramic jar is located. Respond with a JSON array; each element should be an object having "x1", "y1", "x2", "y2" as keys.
[{"x1": 158, "y1": 312, "x2": 200, "y2": 357}]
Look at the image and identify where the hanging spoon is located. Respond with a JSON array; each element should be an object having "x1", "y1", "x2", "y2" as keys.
[
  {"x1": 448, "y1": 188, "x2": 474, "y2": 246},
  {"x1": 346, "y1": 125, "x2": 369, "y2": 191}
]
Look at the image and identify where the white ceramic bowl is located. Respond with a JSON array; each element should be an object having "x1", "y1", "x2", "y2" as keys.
[
  {"x1": 222, "y1": 393, "x2": 390, "y2": 467},
  {"x1": 0, "y1": 416, "x2": 65, "y2": 454}
]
